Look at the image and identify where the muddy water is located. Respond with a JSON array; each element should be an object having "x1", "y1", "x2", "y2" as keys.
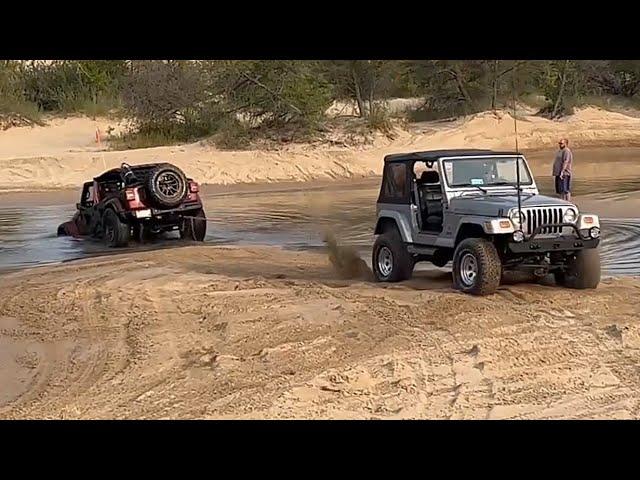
[{"x1": 1, "y1": 154, "x2": 639, "y2": 275}]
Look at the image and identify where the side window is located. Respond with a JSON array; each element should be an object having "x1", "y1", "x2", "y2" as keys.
[
  {"x1": 382, "y1": 163, "x2": 407, "y2": 200},
  {"x1": 82, "y1": 184, "x2": 94, "y2": 205}
]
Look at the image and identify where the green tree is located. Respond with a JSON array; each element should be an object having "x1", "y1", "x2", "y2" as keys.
[
  {"x1": 325, "y1": 60, "x2": 402, "y2": 118},
  {"x1": 207, "y1": 60, "x2": 333, "y2": 127}
]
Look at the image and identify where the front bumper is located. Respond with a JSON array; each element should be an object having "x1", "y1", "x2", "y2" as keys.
[{"x1": 508, "y1": 222, "x2": 600, "y2": 253}]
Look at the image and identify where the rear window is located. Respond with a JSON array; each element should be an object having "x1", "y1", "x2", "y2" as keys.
[{"x1": 381, "y1": 163, "x2": 408, "y2": 201}]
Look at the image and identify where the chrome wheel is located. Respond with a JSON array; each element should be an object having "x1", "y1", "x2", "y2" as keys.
[
  {"x1": 459, "y1": 252, "x2": 478, "y2": 287},
  {"x1": 377, "y1": 246, "x2": 394, "y2": 278}
]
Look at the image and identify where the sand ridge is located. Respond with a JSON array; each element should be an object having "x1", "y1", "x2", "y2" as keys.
[{"x1": 2, "y1": 107, "x2": 640, "y2": 191}]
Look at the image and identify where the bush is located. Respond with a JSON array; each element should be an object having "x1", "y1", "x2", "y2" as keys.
[
  {"x1": 212, "y1": 60, "x2": 333, "y2": 128},
  {"x1": 120, "y1": 61, "x2": 220, "y2": 143},
  {"x1": 0, "y1": 97, "x2": 43, "y2": 128},
  {"x1": 0, "y1": 61, "x2": 43, "y2": 127},
  {"x1": 367, "y1": 103, "x2": 393, "y2": 133},
  {"x1": 210, "y1": 117, "x2": 251, "y2": 150},
  {"x1": 19, "y1": 60, "x2": 125, "y2": 114}
]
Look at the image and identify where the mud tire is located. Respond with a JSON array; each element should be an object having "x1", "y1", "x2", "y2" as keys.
[{"x1": 452, "y1": 238, "x2": 502, "y2": 295}]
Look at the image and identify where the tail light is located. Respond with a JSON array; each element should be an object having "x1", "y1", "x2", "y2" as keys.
[
  {"x1": 189, "y1": 182, "x2": 199, "y2": 193},
  {"x1": 125, "y1": 187, "x2": 145, "y2": 209}
]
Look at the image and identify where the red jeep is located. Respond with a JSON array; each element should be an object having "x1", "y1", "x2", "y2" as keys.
[{"x1": 57, "y1": 162, "x2": 207, "y2": 247}]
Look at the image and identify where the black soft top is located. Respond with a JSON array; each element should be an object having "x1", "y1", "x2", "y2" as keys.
[
  {"x1": 383, "y1": 149, "x2": 521, "y2": 163},
  {"x1": 93, "y1": 163, "x2": 162, "y2": 182}
]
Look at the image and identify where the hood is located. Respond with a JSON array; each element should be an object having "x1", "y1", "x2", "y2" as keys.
[{"x1": 449, "y1": 193, "x2": 575, "y2": 217}]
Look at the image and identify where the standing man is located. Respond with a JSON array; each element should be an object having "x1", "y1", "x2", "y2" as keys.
[{"x1": 553, "y1": 137, "x2": 573, "y2": 201}]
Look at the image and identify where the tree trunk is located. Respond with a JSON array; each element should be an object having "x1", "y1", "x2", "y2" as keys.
[
  {"x1": 368, "y1": 74, "x2": 376, "y2": 118},
  {"x1": 452, "y1": 66, "x2": 473, "y2": 107},
  {"x1": 552, "y1": 60, "x2": 570, "y2": 118},
  {"x1": 351, "y1": 66, "x2": 366, "y2": 118},
  {"x1": 492, "y1": 60, "x2": 499, "y2": 111}
]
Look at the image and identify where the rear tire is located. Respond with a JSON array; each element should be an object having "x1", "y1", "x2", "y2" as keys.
[
  {"x1": 103, "y1": 209, "x2": 130, "y2": 248},
  {"x1": 372, "y1": 228, "x2": 414, "y2": 282},
  {"x1": 180, "y1": 209, "x2": 207, "y2": 242},
  {"x1": 452, "y1": 238, "x2": 502, "y2": 295},
  {"x1": 555, "y1": 248, "x2": 601, "y2": 289}
]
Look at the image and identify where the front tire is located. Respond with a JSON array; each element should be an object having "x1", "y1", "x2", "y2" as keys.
[
  {"x1": 103, "y1": 209, "x2": 130, "y2": 248},
  {"x1": 452, "y1": 238, "x2": 502, "y2": 295},
  {"x1": 555, "y1": 248, "x2": 601, "y2": 289},
  {"x1": 372, "y1": 229, "x2": 414, "y2": 282}
]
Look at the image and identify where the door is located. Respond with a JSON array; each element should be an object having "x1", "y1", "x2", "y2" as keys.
[{"x1": 75, "y1": 182, "x2": 97, "y2": 235}]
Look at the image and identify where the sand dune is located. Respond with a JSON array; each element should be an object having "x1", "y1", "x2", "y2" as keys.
[{"x1": 2, "y1": 107, "x2": 640, "y2": 191}]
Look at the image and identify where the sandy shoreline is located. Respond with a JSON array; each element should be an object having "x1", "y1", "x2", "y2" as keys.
[
  {"x1": 2, "y1": 107, "x2": 640, "y2": 191},
  {"x1": 0, "y1": 245, "x2": 638, "y2": 419}
]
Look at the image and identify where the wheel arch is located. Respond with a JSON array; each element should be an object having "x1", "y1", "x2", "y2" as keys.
[
  {"x1": 374, "y1": 210, "x2": 413, "y2": 243},
  {"x1": 101, "y1": 199, "x2": 129, "y2": 223},
  {"x1": 454, "y1": 221, "x2": 488, "y2": 246}
]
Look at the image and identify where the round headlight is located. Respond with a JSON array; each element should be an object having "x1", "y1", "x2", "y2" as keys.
[
  {"x1": 509, "y1": 210, "x2": 525, "y2": 226},
  {"x1": 590, "y1": 227, "x2": 601, "y2": 239},
  {"x1": 563, "y1": 208, "x2": 577, "y2": 223},
  {"x1": 512, "y1": 230, "x2": 525, "y2": 242}
]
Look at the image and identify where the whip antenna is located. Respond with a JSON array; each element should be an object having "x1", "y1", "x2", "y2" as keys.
[{"x1": 512, "y1": 64, "x2": 523, "y2": 232}]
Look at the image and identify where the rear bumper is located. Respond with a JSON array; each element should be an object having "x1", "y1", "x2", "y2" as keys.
[{"x1": 126, "y1": 202, "x2": 203, "y2": 224}]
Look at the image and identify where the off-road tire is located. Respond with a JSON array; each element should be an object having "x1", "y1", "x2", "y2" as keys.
[
  {"x1": 180, "y1": 209, "x2": 207, "y2": 242},
  {"x1": 555, "y1": 248, "x2": 601, "y2": 289},
  {"x1": 372, "y1": 228, "x2": 414, "y2": 282},
  {"x1": 146, "y1": 163, "x2": 188, "y2": 209},
  {"x1": 452, "y1": 238, "x2": 502, "y2": 295},
  {"x1": 103, "y1": 209, "x2": 130, "y2": 248}
]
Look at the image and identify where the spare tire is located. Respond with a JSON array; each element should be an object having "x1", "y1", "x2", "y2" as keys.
[{"x1": 146, "y1": 163, "x2": 188, "y2": 208}]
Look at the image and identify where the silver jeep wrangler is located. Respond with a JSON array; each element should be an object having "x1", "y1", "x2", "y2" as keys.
[{"x1": 373, "y1": 149, "x2": 602, "y2": 295}]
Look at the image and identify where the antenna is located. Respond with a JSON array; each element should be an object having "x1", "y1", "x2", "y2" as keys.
[{"x1": 512, "y1": 65, "x2": 523, "y2": 232}]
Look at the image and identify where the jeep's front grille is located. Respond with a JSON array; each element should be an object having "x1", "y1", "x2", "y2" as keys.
[{"x1": 522, "y1": 207, "x2": 568, "y2": 235}]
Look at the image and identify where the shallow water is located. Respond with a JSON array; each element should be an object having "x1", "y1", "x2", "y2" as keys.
[{"x1": 0, "y1": 154, "x2": 639, "y2": 275}]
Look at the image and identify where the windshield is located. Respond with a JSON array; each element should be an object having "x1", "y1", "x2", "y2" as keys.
[{"x1": 442, "y1": 156, "x2": 533, "y2": 188}]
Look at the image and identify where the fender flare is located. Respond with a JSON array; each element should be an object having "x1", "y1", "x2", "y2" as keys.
[{"x1": 374, "y1": 210, "x2": 414, "y2": 243}]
